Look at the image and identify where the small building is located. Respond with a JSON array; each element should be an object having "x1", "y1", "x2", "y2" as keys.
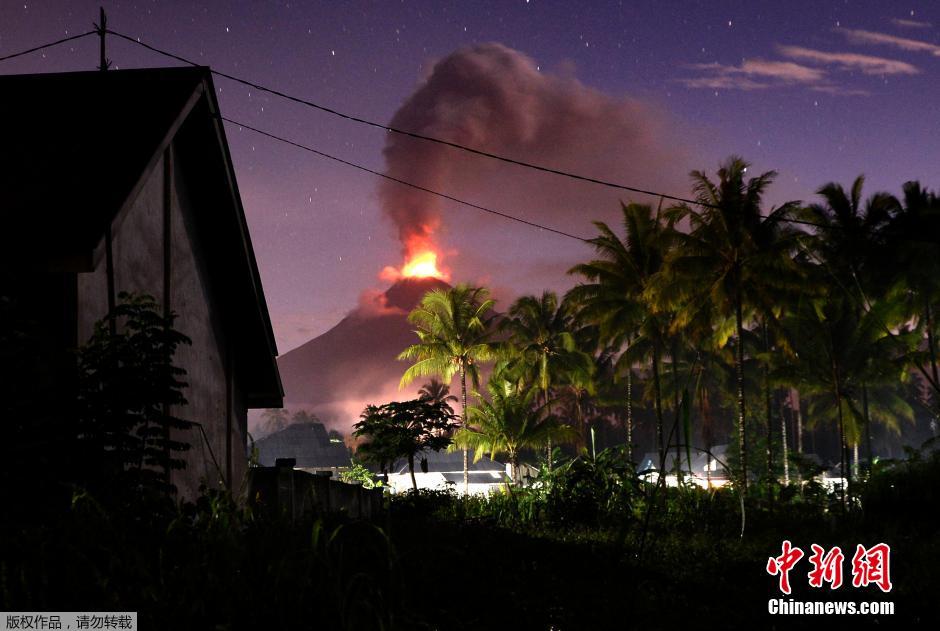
[
  {"x1": 386, "y1": 449, "x2": 509, "y2": 495},
  {"x1": 252, "y1": 422, "x2": 351, "y2": 474},
  {"x1": 0, "y1": 67, "x2": 283, "y2": 499},
  {"x1": 636, "y1": 445, "x2": 731, "y2": 488}
]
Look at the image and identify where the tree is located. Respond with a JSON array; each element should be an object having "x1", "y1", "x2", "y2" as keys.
[
  {"x1": 655, "y1": 156, "x2": 799, "y2": 494},
  {"x1": 353, "y1": 399, "x2": 458, "y2": 492},
  {"x1": 291, "y1": 409, "x2": 321, "y2": 425},
  {"x1": 778, "y1": 294, "x2": 915, "y2": 509},
  {"x1": 418, "y1": 378, "x2": 458, "y2": 408},
  {"x1": 883, "y1": 182, "x2": 940, "y2": 421},
  {"x1": 76, "y1": 292, "x2": 193, "y2": 498},
  {"x1": 799, "y1": 176, "x2": 903, "y2": 475},
  {"x1": 501, "y1": 291, "x2": 594, "y2": 464},
  {"x1": 453, "y1": 376, "x2": 578, "y2": 484},
  {"x1": 568, "y1": 202, "x2": 671, "y2": 462},
  {"x1": 259, "y1": 408, "x2": 290, "y2": 436},
  {"x1": 398, "y1": 284, "x2": 499, "y2": 494}
]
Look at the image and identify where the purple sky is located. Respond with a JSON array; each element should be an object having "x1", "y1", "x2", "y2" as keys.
[{"x1": 3, "y1": 1, "x2": 939, "y2": 353}]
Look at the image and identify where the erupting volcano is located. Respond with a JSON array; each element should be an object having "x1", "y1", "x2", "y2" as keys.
[
  {"x1": 380, "y1": 243, "x2": 450, "y2": 282},
  {"x1": 275, "y1": 275, "x2": 452, "y2": 431}
]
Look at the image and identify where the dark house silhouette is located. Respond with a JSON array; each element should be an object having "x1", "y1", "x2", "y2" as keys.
[
  {"x1": 0, "y1": 67, "x2": 283, "y2": 498},
  {"x1": 253, "y1": 422, "x2": 351, "y2": 470}
]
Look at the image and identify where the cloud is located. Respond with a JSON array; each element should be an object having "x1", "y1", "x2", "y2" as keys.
[
  {"x1": 738, "y1": 59, "x2": 827, "y2": 82},
  {"x1": 680, "y1": 58, "x2": 825, "y2": 91},
  {"x1": 778, "y1": 45, "x2": 920, "y2": 75},
  {"x1": 808, "y1": 84, "x2": 871, "y2": 97},
  {"x1": 891, "y1": 18, "x2": 932, "y2": 29},
  {"x1": 841, "y1": 28, "x2": 940, "y2": 56},
  {"x1": 676, "y1": 74, "x2": 770, "y2": 91}
]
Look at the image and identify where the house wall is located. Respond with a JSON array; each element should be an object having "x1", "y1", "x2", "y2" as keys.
[{"x1": 76, "y1": 144, "x2": 246, "y2": 500}]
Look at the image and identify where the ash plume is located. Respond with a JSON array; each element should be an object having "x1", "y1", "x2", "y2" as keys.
[{"x1": 380, "y1": 43, "x2": 688, "y2": 257}]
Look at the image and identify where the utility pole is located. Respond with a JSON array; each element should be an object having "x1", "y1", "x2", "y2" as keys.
[
  {"x1": 95, "y1": 7, "x2": 116, "y2": 335},
  {"x1": 95, "y1": 7, "x2": 110, "y2": 71}
]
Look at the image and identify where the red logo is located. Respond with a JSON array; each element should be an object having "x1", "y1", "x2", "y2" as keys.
[
  {"x1": 807, "y1": 544, "x2": 844, "y2": 589},
  {"x1": 851, "y1": 543, "x2": 893, "y2": 593},
  {"x1": 766, "y1": 540, "x2": 804, "y2": 595},
  {"x1": 767, "y1": 542, "x2": 892, "y2": 594}
]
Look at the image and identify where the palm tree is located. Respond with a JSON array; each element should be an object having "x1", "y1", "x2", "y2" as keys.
[
  {"x1": 801, "y1": 176, "x2": 896, "y2": 290},
  {"x1": 501, "y1": 291, "x2": 594, "y2": 466},
  {"x1": 399, "y1": 284, "x2": 499, "y2": 493},
  {"x1": 800, "y1": 176, "x2": 903, "y2": 471},
  {"x1": 654, "y1": 156, "x2": 799, "y2": 495},
  {"x1": 568, "y1": 202, "x2": 671, "y2": 462},
  {"x1": 778, "y1": 294, "x2": 915, "y2": 509},
  {"x1": 883, "y1": 182, "x2": 940, "y2": 420},
  {"x1": 418, "y1": 378, "x2": 459, "y2": 408},
  {"x1": 453, "y1": 376, "x2": 579, "y2": 484}
]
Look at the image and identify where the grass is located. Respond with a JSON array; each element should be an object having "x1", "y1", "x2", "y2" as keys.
[{"x1": 2, "y1": 451, "x2": 938, "y2": 629}]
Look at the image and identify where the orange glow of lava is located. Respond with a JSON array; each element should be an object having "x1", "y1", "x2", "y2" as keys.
[
  {"x1": 380, "y1": 249, "x2": 450, "y2": 282},
  {"x1": 401, "y1": 251, "x2": 444, "y2": 278}
]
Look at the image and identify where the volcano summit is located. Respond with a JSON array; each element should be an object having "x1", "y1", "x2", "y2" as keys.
[{"x1": 276, "y1": 277, "x2": 451, "y2": 430}]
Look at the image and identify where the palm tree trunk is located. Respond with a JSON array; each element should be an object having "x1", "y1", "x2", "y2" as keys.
[
  {"x1": 460, "y1": 364, "x2": 469, "y2": 495},
  {"x1": 852, "y1": 441, "x2": 859, "y2": 481},
  {"x1": 408, "y1": 454, "x2": 418, "y2": 492},
  {"x1": 862, "y1": 383, "x2": 873, "y2": 474},
  {"x1": 652, "y1": 343, "x2": 665, "y2": 470},
  {"x1": 544, "y1": 387, "x2": 553, "y2": 472},
  {"x1": 925, "y1": 297, "x2": 939, "y2": 419},
  {"x1": 781, "y1": 400, "x2": 789, "y2": 485},
  {"x1": 576, "y1": 391, "x2": 586, "y2": 447},
  {"x1": 701, "y1": 387, "x2": 712, "y2": 487},
  {"x1": 672, "y1": 338, "x2": 682, "y2": 482},
  {"x1": 763, "y1": 322, "x2": 774, "y2": 505},
  {"x1": 836, "y1": 391, "x2": 847, "y2": 512},
  {"x1": 626, "y1": 367, "x2": 633, "y2": 462},
  {"x1": 735, "y1": 288, "x2": 748, "y2": 495},
  {"x1": 794, "y1": 390, "x2": 803, "y2": 454}
]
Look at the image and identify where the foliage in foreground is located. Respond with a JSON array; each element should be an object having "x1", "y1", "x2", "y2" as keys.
[{"x1": 3, "y1": 447, "x2": 939, "y2": 629}]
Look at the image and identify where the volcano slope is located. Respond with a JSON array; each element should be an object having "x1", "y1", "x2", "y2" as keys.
[{"x1": 276, "y1": 277, "x2": 451, "y2": 430}]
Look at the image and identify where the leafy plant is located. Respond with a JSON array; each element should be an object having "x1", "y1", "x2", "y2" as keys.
[
  {"x1": 354, "y1": 398, "x2": 458, "y2": 491},
  {"x1": 339, "y1": 461, "x2": 383, "y2": 489},
  {"x1": 75, "y1": 292, "x2": 193, "y2": 499}
]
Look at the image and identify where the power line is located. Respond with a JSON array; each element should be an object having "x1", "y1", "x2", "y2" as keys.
[
  {"x1": 221, "y1": 116, "x2": 592, "y2": 243},
  {"x1": 3, "y1": 29, "x2": 933, "y2": 243},
  {"x1": 0, "y1": 30, "x2": 96, "y2": 63},
  {"x1": 104, "y1": 28, "x2": 921, "y2": 239},
  {"x1": 105, "y1": 29, "x2": 722, "y2": 208}
]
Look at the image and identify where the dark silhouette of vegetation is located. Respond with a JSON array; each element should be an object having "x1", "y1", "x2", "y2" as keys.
[
  {"x1": 453, "y1": 371, "x2": 578, "y2": 484},
  {"x1": 8, "y1": 156, "x2": 940, "y2": 628},
  {"x1": 353, "y1": 398, "x2": 458, "y2": 491},
  {"x1": 398, "y1": 284, "x2": 499, "y2": 492},
  {"x1": 75, "y1": 292, "x2": 194, "y2": 499}
]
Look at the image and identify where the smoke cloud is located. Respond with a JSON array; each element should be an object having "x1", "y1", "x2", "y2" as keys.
[{"x1": 380, "y1": 43, "x2": 689, "y2": 259}]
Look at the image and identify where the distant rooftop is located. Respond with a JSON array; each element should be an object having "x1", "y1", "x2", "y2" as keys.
[
  {"x1": 253, "y1": 422, "x2": 350, "y2": 468},
  {"x1": 392, "y1": 449, "x2": 504, "y2": 475}
]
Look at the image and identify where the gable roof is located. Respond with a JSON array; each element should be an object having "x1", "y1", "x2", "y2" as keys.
[
  {"x1": 637, "y1": 444, "x2": 730, "y2": 477},
  {"x1": 0, "y1": 66, "x2": 282, "y2": 406},
  {"x1": 254, "y1": 422, "x2": 351, "y2": 468}
]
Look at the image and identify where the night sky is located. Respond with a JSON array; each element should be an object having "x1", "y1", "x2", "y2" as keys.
[{"x1": 3, "y1": 1, "x2": 939, "y2": 353}]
